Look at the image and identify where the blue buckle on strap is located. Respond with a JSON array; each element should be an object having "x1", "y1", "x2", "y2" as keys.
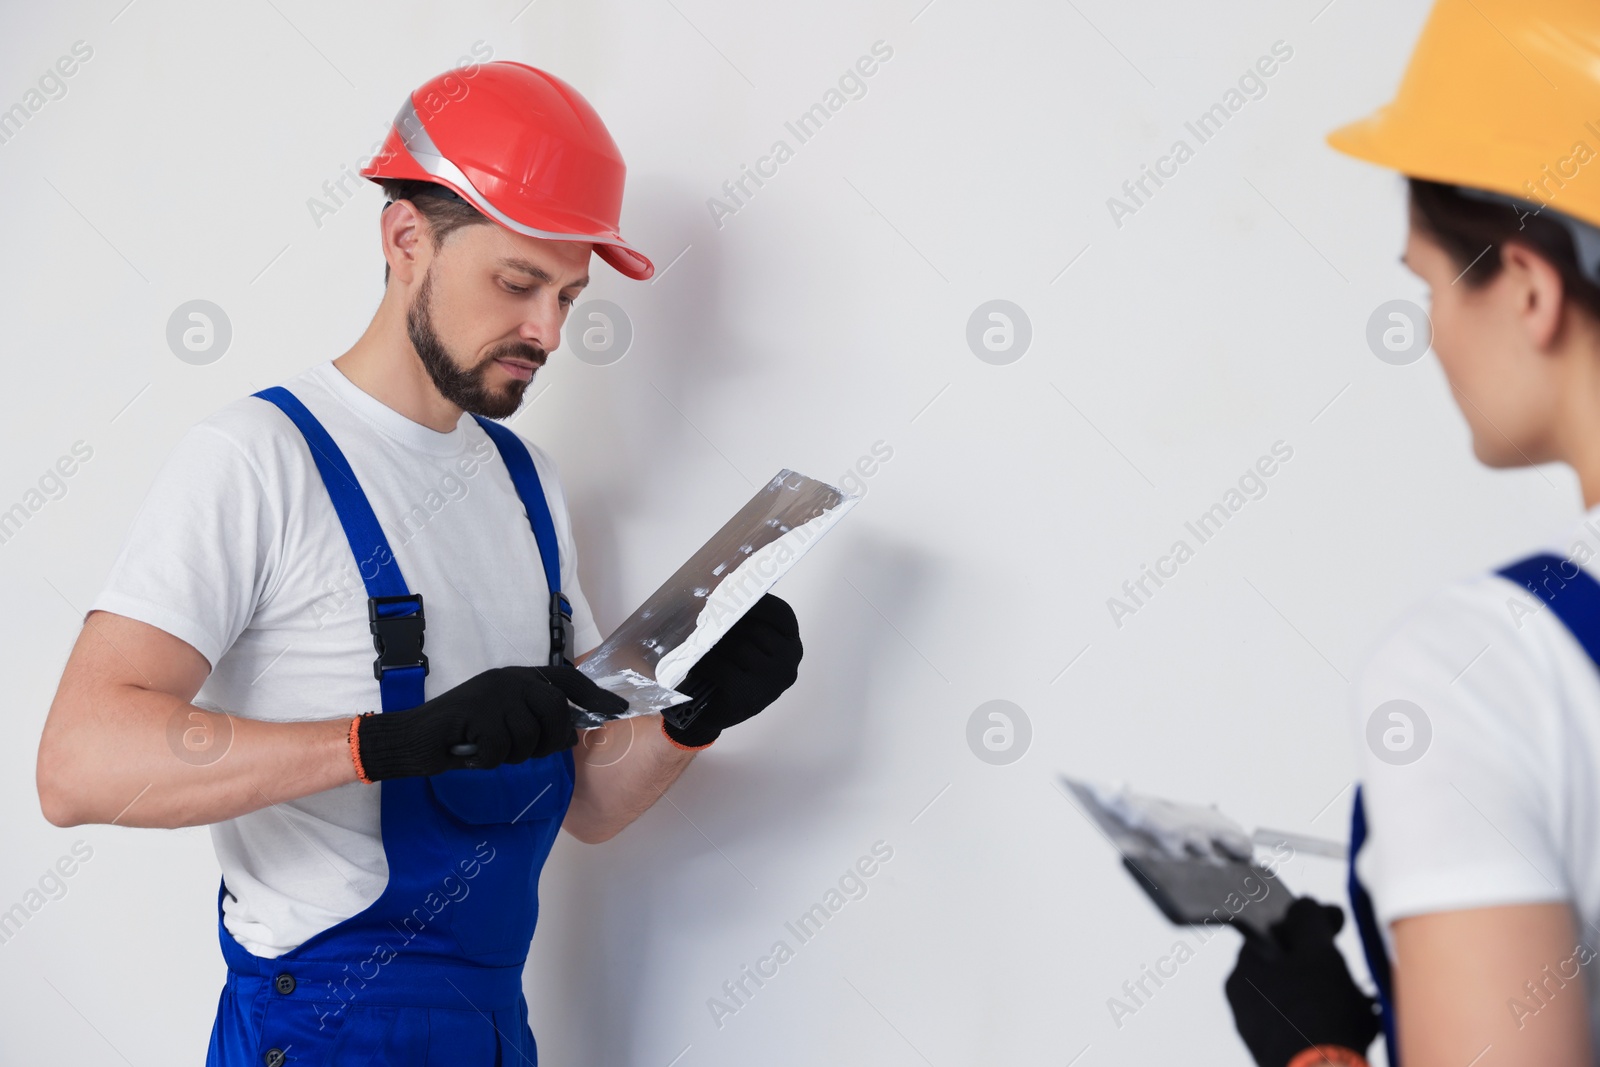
[{"x1": 369, "y1": 594, "x2": 428, "y2": 681}]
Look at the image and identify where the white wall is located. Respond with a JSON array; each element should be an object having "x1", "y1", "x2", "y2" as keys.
[{"x1": 0, "y1": 1, "x2": 1570, "y2": 1063}]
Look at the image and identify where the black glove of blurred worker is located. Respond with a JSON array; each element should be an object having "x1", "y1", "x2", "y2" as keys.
[
  {"x1": 1225, "y1": 897, "x2": 1381, "y2": 1067},
  {"x1": 662, "y1": 594, "x2": 802, "y2": 750},
  {"x1": 352, "y1": 665, "x2": 626, "y2": 782}
]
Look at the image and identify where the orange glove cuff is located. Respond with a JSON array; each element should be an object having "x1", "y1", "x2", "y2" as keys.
[
  {"x1": 660, "y1": 717, "x2": 715, "y2": 752},
  {"x1": 350, "y1": 712, "x2": 376, "y2": 784},
  {"x1": 1287, "y1": 1047, "x2": 1369, "y2": 1067}
]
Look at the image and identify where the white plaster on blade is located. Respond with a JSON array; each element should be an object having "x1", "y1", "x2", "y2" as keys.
[
  {"x1": 1083, "y1": 781, "x2": 1254, "y2": 864},
  {"x1": 654, "y1": 497, "x2": 858, "y2": 690}
]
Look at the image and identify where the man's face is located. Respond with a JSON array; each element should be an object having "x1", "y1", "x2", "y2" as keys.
[{"x1": 406, "y1": 221, "x2": 592, "y2": 420}]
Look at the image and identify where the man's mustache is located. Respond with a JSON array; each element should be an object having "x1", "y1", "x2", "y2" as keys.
[{"x1": 486, "y1": 342, "x2": 546, "y2": 368}]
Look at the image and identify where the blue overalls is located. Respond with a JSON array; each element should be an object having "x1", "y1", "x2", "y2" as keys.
[
  {"x1": 1348, "y1": 552, "x2": 1600, "y2": 1067},
  {"x1": 207, "y1": 387, "x2": 578, "y2": 1066}
]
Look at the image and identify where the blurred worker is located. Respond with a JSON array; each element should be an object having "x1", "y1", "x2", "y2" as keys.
[
  {"x1": 35, "y1": 61, "x2": 803, "y2": 1065},
  {"x1": 1225, "y1": 2, "x2": 1600, "y2": 1065}
]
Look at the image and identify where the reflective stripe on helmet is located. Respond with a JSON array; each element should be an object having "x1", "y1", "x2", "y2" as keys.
[{"x1": 391, "y1": 97, "x2": 638, "y2": 253}]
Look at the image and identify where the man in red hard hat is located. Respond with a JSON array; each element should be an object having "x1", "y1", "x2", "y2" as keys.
[{"x1": 38, "y1": 61, "x2": 803, "y2": 1065}]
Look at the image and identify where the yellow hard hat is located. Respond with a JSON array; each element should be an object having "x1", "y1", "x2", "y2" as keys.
[{"x1": 1327, "y1": 0, "x2": 1600, "y2": 231}]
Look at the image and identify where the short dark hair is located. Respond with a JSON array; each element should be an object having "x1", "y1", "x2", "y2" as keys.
[
  {"x1": 1407, "y1": 177, "x2": 1600, "y2": 322},
  {"x1": 378, "y1": 179, "x2": 491, "y2": 284}
]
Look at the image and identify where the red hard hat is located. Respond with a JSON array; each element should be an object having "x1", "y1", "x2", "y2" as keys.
[{"x1": 361, "y1": 61, "x2": 654, "y2": 280}]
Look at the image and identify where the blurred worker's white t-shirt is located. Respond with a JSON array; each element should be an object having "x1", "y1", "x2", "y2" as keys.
[
  {"x1": 1354, "y1": 504, "x2": 1600, "y2": 1032},
  {"x1": 89, "y1": 360, "x2": 603, "y2": 958}
]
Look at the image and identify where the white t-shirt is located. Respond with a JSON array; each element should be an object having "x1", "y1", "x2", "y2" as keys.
[
  {"x1": 90, "y1": 360, "x2": 602, "y2": 958},
  {"x1": 1353, "y1": 505, "x2": 1600, "y2": 1037}
]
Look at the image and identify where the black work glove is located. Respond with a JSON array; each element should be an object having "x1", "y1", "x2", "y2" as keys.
[
  {"x1": 663, "y1": 593, "x2": 802, "y2": 749},
  {"x1": 354, "y1": 665, "x2": 626, "y2": 782},
  {"x1": 1225, "y1": 897, "x2": 1381, "y2": 1067}
]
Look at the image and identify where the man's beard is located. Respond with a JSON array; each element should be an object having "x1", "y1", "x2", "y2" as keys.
[{"x1": 406, "y1": 267, "x2": 544, "y2": 420}]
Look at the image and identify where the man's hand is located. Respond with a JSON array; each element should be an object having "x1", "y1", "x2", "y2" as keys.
[
  {"x1": 563, "y1": 595, "x2": 801, "y2": 843},
  {"x1": 662, "y1": 594, "x2": 802, "y2": 750},
  {"x1": 1225, "y1": 897, "x2": 1381, "y2": 1067},
  {"x1": 355, "y1": 664, "x2": 626, "y2": 782}
]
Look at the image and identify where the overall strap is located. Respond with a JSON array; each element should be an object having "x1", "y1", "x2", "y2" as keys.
[
  {"x1": 1498, "y1": 553, "x2": 1600, "y2": 663},
  {"x1": 254, "y1": 387, "x2": 427, "y2": 711},
  {"x1": 471, "y1": 415, "x2": 572, "y2": 665},
  {"x1": 1348, "y1": 787, "x2": 1397, "y2": 1066}
]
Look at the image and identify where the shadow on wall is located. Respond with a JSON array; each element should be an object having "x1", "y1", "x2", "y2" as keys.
[
  {"x1": 532, "y1": 529, "x2": 930, "y2": 1063},
  {"x1": 620, "y1": 171, "x2": 772, "y2": 389},
  {"x1": 561, "y1": 172, "x2": 744, "y2": 633}
]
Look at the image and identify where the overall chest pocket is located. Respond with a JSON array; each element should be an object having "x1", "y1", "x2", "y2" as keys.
[
  {"x1": 427, "y1": 751, "x2": 575, "y2": 961},
  {"x1": 427, "y1": 751, "x2": 574, "y2": 826}
]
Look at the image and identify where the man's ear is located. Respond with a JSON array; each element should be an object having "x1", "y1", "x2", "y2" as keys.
[
  {"x1": 381, "y1": 199, "x2": 428, "y2": 286},
  {"x1": 1501, "y1": 239, "x2": 1567, "y2": 351}
]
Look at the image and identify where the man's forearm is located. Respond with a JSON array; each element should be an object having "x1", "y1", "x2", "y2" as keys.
[
  {"x1": 38, "y1": 683, "x2": 358, "y2": 829},
  {"x1": 563, "y1": 715, "x2": 696, "y2": 843}
]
